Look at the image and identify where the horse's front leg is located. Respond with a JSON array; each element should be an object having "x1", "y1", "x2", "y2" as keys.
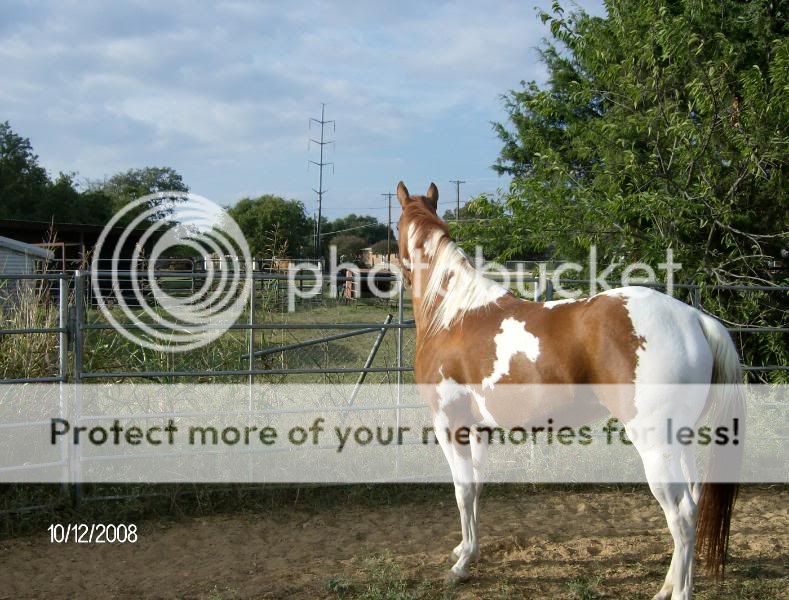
[
  {"x1": 452, "y1": 426, "x2": 488, "y2": 562},
  {"x1": 434, "y1": 413, "x2": 483, "y2": 583}
]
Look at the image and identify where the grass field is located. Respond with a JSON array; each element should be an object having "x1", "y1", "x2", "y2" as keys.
[{"x1": 0, "y1": 280, "x2": 416, "y2": 383}]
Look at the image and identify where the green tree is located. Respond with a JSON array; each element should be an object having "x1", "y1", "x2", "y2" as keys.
[
  {"x1": 332, "y1": 234, "x2": 368, "y2": 263},
  {"x1": 46, "y1": 172, "x2": 113, "y2": 224},
  {"x1": 0, "y1": 122, "x2": 115, "y2": 224},
  {"x1": 444, "y1": 196, "x2": 544, "y2": 261},
  {"x1": 0, "y1": 121, "x2": 50, "y2": 220},
  {"x1": 90, "y1": 166, "x2": 189, "y2": 223},
  {"x1": 228, "y1": 195, "x2": 311, "y2": 258},
  {"x1": 478, "y1": 0, "x2": 787, "y2": 378},
  {"x1": 371, "y1": 238, "x2": 397, "y2": 257},
  {"x1": 323, "y1": 214, "x2": 393, "y2": 247}
]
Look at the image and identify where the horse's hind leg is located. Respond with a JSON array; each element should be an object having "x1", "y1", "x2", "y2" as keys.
[
  {"x1": 452, "y1": 426, "x2": 488, "y2": 561},
  {"x1": 637, "y1": 444, "x2": 698, "y2": 600},
  {"x1": 680, "y1": 446, "x2": 701, "y2": 592}
]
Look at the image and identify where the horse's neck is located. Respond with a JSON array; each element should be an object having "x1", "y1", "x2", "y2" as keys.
[{"x1": 411, "y1": 234, "x2": 507, "y2": 337}]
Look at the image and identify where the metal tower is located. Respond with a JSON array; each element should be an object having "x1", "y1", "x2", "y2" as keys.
[{"x1": 309, "y1": 103, "x2": 334, "y2": 259}]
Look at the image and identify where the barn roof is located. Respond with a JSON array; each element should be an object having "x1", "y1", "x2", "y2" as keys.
[{"x1": 0, "y1": 235, "x2": 54, "y2": 259}]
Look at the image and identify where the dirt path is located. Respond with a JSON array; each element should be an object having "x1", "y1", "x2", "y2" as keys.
[{"x1": 1, "y1": 487, "x2": 786, "y2": 599}]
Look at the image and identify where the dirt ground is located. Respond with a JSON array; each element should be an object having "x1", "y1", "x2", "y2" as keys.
[{"x1": 0, "y1": 487, "x2": 786, "y2": 600}]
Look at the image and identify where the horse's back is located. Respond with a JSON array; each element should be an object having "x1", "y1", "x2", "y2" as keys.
[{"x1": 416, "y1": 285, "x2": 715, "y2": 388}]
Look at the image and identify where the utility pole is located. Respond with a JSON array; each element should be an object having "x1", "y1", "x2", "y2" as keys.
[
  {"x1": 382, "y1": 192, "x2": 395, "y2": 264},
  {"x1": 309, "y1": 103, "x2": 334, "y2": 261},
  {"x1": 449, "y1": 179, "x2": 465, "y2": 241}
]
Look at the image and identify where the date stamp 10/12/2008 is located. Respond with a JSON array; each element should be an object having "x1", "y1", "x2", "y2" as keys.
[{"x1": 48, "y1": 523, "x2": 137, "y2": 544}]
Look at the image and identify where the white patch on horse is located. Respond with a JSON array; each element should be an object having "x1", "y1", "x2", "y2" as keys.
[
  {"x1": 407, "y1": 223, "x2": 420, "y2": 257},
  {"x1": 543, "y1": 298, "x2": 580, "y2": 309},
  {"x1": 436, "y1": 369, "x2": 497, "y2": 427},
  {"x1": 599, "y1": 286, "x2": 710, "y2": 386},
  {"x1": 482, "y1": 317, "x2": 540, "y2": 390},
  {"x1": 421, "y1": 235, "x2": 509, "y2": 335},
  {"x1": 422, "y1": 229, "x2": 444, "y2": 258},
  {"x1": 471, "y1": 390, "x2": 498, "y2": 427},
  {"x1": 436, "y1": 372, "x2": 468, "y2": 410}
]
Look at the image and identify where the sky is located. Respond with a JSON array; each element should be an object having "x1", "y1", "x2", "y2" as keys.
[{"x1": 0, "y1": 0, "x2": 605, "y2": 222}]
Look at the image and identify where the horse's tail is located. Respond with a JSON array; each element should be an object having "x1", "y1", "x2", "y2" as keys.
[{"x1": 695, "y1": 312, "x2": 746, "y2": 578}]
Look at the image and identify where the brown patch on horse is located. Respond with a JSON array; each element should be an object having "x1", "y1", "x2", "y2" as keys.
[{"x1": 417, "y1": 294, "x2": 645, "y2": 425}]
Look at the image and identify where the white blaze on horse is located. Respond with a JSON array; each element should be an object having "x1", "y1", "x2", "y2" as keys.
[{"x1": 396, "y1": 182, "x2": 744, "y2": 600}]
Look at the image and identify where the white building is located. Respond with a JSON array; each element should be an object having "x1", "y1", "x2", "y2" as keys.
[{"x1": 0, "y1": 235, "x2": 54, "y2": 301}]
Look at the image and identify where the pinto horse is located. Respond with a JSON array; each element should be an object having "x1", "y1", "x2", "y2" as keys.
[{"x1": 396, "y1": 182, "x2": 744, "y2": 599}]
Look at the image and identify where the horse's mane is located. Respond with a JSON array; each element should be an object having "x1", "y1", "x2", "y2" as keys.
[
  {"x1": 402, "y1": 200, "x2": 449, "y2": 249},
  {"x1": 403, "y1": 202, "x2": 509, "y2": 336}
]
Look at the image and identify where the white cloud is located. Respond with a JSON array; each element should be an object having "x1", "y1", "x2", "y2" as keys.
[{"x1": 0, "y1": 0, "x2": 604, "y2": 209}]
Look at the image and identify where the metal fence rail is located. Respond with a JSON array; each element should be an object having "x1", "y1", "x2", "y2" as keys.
[
  {"x1": 0, "y1": 273, "x2": 70, "y2": 383},
  {"x1": 1, "y1": 271, "x2": 787, "y2": 384},
  {"x1": 0, "y1": 270, "x2": 786, "y2": 513}
]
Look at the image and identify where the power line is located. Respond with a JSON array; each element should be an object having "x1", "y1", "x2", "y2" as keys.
[
  {"x1": 322, "y1": 222, "x2": 384, "y2": 237},
  {"x1": 451, "y1": 216, "x2": 619, "y2": 234},
  {"x1": 329, "y1": 193, "x2": 490, "y2": 213},
  {"x1": 308, "y1": 103, "x2": 334, "y2": 260}
]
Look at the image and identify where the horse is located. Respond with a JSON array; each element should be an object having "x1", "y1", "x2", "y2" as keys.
[{"x1": 395, "y1": 182, "x2": 744, "y2": 599}]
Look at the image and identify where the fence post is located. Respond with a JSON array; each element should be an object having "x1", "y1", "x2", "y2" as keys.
[
  {"x1": 545, "y1": 280, "x2": 554, "y2": 302},
  {"x1": 690, "y1": 286, "x2": 700, "y2": 309},
  {"x1": 71, "y1": 270, "x2": 84, "y2": 507},
  {"x1": 248, "y1": 276, "x2": 255, "y2": 389},
  {"x1": 58, "y1": 275, "x2": 69, "y2": 497},
  {"x1": 396, "y1": 277, "x2": 405, "y2": 477},
  {"x1": 73, "y1": 271, "x2": 84, "y2": 383},
  {"x1": 58, "y1": 276, "x2": 69, "y2": 383}
]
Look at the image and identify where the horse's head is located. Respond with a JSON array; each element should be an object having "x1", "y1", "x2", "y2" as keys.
[{"x1": 396, "y1": 181, "x2": 449, "y2": 286}]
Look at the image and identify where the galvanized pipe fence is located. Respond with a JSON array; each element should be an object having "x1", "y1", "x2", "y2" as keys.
[
  {"x1": 0, "y1": 270, "x2": 786, "y2": 512},
  {"x1": 2, "y1": 270, "x2": 785, "y2": 384}
]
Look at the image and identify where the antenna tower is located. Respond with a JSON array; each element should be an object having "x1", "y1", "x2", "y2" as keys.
[{"x1": 309, "y1": 103, "x2": 335, "y2": 260}]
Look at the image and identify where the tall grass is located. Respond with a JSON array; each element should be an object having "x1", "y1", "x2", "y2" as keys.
[{"x1": 0, "y1": 278, "x2": 64, "y2": 380}]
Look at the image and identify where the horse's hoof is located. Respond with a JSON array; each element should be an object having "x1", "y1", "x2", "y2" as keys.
[
  {"x1": 451, "y1": 549, "x2": 479, "y2": 563},
  {"x1": 445, "y1": 569, "x2": 471, "y2": 586}
]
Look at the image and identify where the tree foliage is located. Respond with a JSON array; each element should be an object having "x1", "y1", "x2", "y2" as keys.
[
  {"x1": 333, "y1": 234, "x2": 368, "y2": 263},
  {"x1": 468, "y1": 0, "x2": 787, "y2": 378},
  {"x1": 228, "y1": 195, "x2": 312, "y2": 258},
  {"x1": 322, "y1": 214, "x2": 394, "y2": 248},
  {"x1": 88, "y1": 166, "x2": 189, "y2": 225},
  {"x1": 0, "y1": 122, "x2": 113, "y2": 224},
  {"x1": 371, "y1": 238, "x2": 397, "y2": 256},
  {"x1": 0, "y1": 121, "x2": 192, "y2": 226},
  {"x1": 445, "y1": 197, "x2": 545, "y2": 261}
]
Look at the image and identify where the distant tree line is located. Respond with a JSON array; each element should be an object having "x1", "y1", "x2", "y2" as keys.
[{"x1": 0, "y1": 121, "x2": 393, "y2": 260}]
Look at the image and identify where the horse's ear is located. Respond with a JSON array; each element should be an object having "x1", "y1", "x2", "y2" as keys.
[
  {"x1": 397, "y1": 181, "x2": 410, "y2": 207},
  {"x1": 425, "y1": 183, "x2": 439, "y2": 212}
]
